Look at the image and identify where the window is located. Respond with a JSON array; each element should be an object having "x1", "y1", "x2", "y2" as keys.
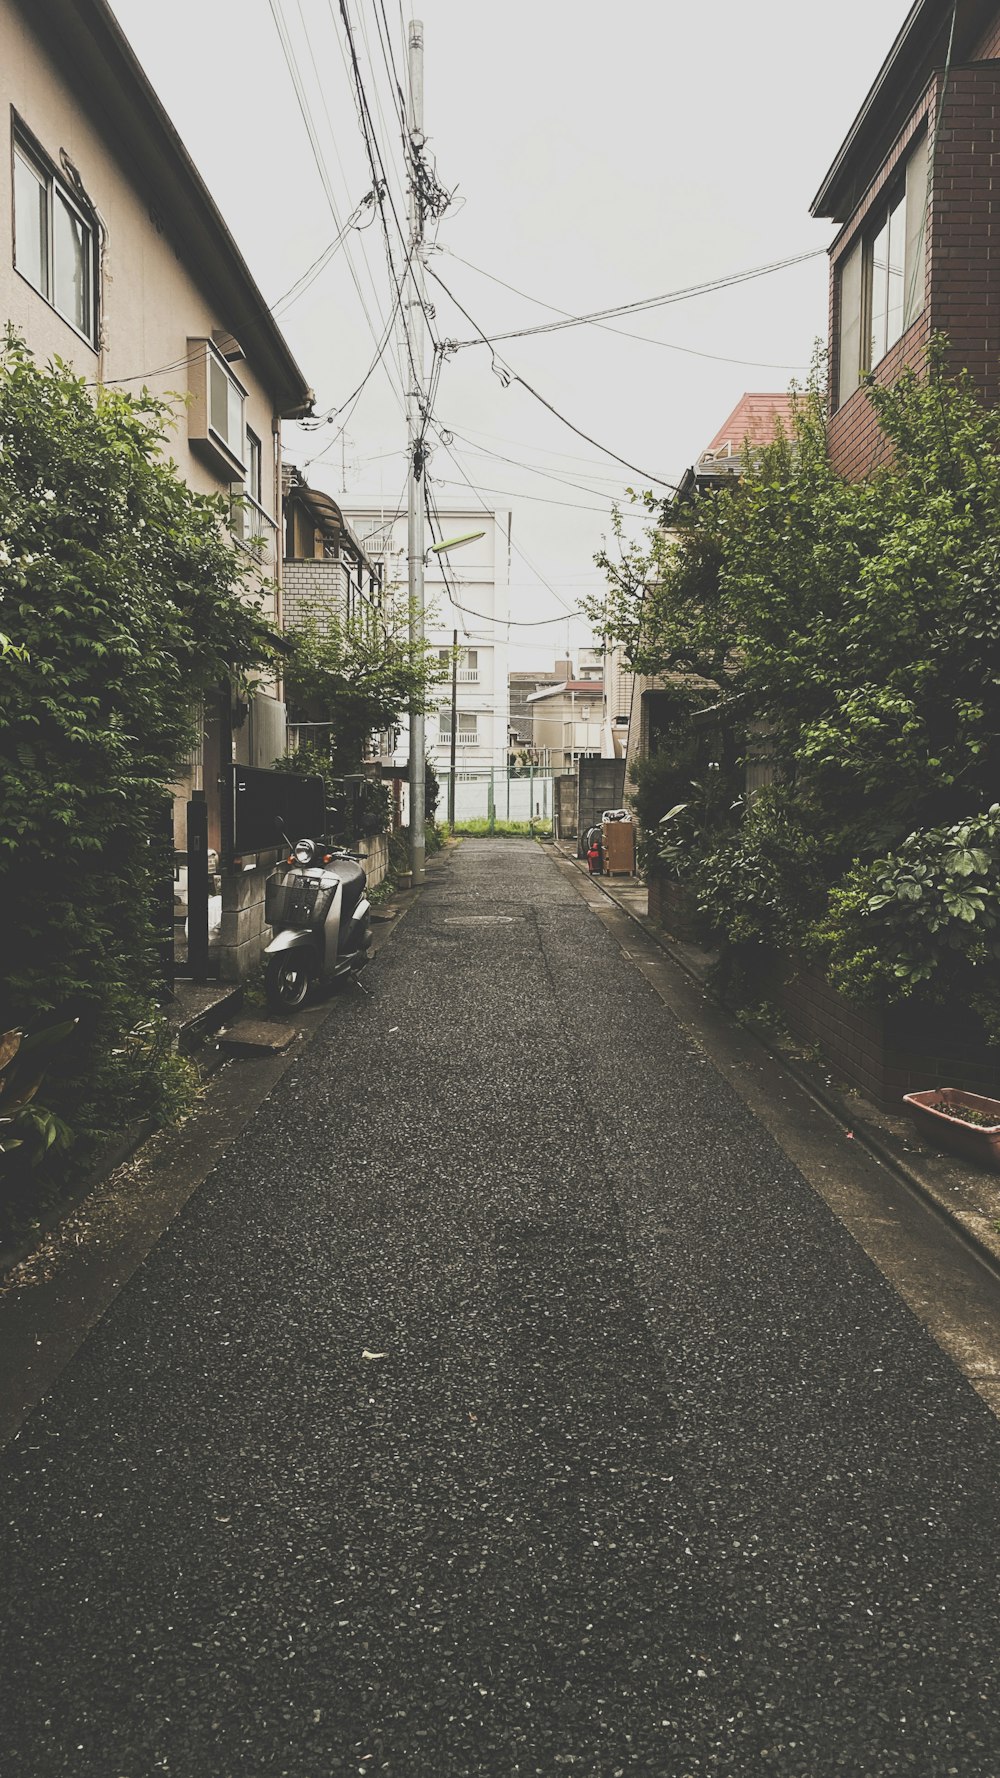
[
  {"x1": 208, "y1": 349, "x2": 245, "y2": 458},
  {"x1": 231, "y1": 427, "x2": 265, "y2": 546},
  {"x1": 245, "y1": 428, "x2": 262, "y2": 505},
  {"x1": 837, "y1": 131, "x2": 928, "y2": 408},
  {"x1": 439, "y1": 712, "x2": 478, "y2": 745},
  {"x1": 13, "y1": 129, "x2": 97, "y2": 344}
]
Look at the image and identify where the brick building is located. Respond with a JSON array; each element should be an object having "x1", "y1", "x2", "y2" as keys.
[{"x1": 813, "y1": 0, "x2": 1000, "y2": 477}]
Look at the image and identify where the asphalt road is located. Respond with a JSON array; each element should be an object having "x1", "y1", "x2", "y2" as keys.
[{"x1": 2, "y1": 838, "x2": 1000, "y2": 1777}]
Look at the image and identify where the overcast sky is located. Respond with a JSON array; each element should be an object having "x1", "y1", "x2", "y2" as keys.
[{"x1": 109, "y1": 0, "x2": 907, "y2": 667}]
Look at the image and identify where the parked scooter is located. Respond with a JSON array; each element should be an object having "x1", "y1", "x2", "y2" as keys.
[{"x1": 263, "y1": 823, "x2": 373, "y2": 1011}]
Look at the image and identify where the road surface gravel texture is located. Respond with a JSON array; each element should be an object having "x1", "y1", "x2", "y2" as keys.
[{"x1": 2, "y1": 839, "x2": 1000, "y2": 1778}]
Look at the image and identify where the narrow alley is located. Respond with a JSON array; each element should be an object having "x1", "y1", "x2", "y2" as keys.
[{"x1": 2, "y1": 840, "x2": 1000, "y2": 1776}]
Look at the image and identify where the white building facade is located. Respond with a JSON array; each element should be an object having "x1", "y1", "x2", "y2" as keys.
[{"x1": 342, "y1": 501, "x2": 511, "y2": 785}]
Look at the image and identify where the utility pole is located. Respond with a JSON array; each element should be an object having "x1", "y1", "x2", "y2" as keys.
[
  {"x1": 406, "y1": 17, "x2": 427, "y2": 884},
  {"x1": 448, "y1": 626, "x2": 458, "y2": 832}
]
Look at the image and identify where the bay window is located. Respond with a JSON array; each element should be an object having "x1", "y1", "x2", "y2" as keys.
[{"x1": 837, "y1": 131, "x2": 928, "y2": 408}]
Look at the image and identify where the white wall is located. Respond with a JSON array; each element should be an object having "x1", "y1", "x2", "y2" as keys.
[{"x1": 342, "y1": 502, "x2": 511, "y2": 779}]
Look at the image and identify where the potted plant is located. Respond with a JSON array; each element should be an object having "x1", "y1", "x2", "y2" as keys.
[{"x1": 903, "y1": 1088, "x2": 1000, "y2": 1170}]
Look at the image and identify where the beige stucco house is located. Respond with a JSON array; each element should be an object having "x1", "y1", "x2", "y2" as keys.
[
  {"x1": 528, "y1": 677, "x2": 604, "y2": 771},
  {"x1": 1, "y1": 0, "x2": 314, "y2": 979}
]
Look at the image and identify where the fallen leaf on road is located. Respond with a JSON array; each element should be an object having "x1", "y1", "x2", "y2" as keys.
[{"x1": 362, "y1": 1349, "x2": 388, "y2": 1361}]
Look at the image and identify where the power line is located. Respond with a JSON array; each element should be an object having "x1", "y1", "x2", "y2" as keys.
[
  {"x1": 440, "y1": 247, "x2": 825, "y2": 351},
  {"x1": 430, "y1": 433, "x2": 582, "y2": 621},
  {"x1": 437, "y1": 246, "x2": 813, "y2": 371},
  {"x1": 431, "y1": 473, "x2": 622, "y2": 517},
  {"x1": 447, "y1": 430, "x2": 638, "y2": 496},
  {"x1": 269, "y1": 0, "x2": 407, "y2": 415},
  {"x1": 429, "y1": 267, "x2": 679, "y2": 492}
]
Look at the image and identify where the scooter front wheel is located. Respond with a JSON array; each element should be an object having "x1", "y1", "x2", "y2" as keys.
[{"x1": 265, "y1": 954, "x2": 313, "y2": 1011}]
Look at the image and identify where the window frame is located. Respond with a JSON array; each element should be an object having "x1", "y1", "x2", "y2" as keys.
[
  {"x1": 836, "y1": 129, "x2": 928, "y2": 410},
  {"x1": 11, "y1": 118, "x2": 98, "y2": 349}
]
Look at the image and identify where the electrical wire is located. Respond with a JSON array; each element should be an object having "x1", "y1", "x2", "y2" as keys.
[
  {"x1": 447, "y1": 430, "x2": 638, "y2": 496},
  {"x1": 429, "y1": 267, "x2": 679, "y2": 491},
  {"x1": 300, "y1": 250, "x2": 417, "y2": 464},
  {"x1": 440, "y1": 247, "x2": 825, "y2": 351},
  {"x1": 430, "y1": 474, "x2": 623, "y2": 517},
  {"x1": 437, "y1": 246, "x2": 812, "y2": 370},
  {"x1": 429, "y1": 433, "x2": 583, "y2": 622},
  {"x1": 270, "y1": 0, "x2": 408, "y2": 415},
  {"x1": 336, "y1": 0, "x2": 439, "y2": 386}
]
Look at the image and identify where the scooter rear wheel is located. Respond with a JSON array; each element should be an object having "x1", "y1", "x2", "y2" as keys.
[{"x1": 265, "y1": 954, "x2": 313, "y2": 1011}]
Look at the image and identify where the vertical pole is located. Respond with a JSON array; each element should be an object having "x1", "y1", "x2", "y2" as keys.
[
  {"x1": 406, "y1": 18, "x2": 427, "y2": 884},
  {"x1": 448, "y1": 625, "x2": 457, "y2": 833},
  {"x1": 489, "y1": 764, "x2": 495, "y2": 836},
  {"x1": 187, "y1": 791, "x2": 210, "y2": 985},
  {"x1": 529, "y1": 761, "x2": 534, "y2": 838}
]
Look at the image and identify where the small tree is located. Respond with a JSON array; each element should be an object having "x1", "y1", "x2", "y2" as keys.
[
  {"x1": 282, "y1": 612, "x2": 446, "y2": 775},
  {"x1": 0, "y1": 333, "x2": 280, "y2": 1203},
  {"x1": 595, "y1": 344, "x2": 1000, "y2": 1011}
]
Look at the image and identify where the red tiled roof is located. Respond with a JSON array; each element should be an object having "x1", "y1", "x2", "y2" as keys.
[{"x1": 705, "y1": 392, "x2": 798, "y2": 457}]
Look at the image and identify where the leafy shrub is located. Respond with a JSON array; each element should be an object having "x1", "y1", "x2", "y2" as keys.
[
  {"x1": 597, "y1": 347, "x2": 1000, "y2": 1008},
  {"x1": 813, "y1": 807, "x2": 1000, "y2": 1036},
  {"x1": 688, "y1": 790, "x2": 825, "y2": 967},
  {"x1": 0, "y1": 333, "x2": 277, "y2": 1200}
]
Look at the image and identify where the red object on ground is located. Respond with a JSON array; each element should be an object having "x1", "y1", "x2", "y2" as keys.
[{"x1": 587, "y1": 843, "x2": 601, "y2": 875}]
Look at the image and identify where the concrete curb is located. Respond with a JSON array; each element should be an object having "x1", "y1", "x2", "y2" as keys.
[{"x1": 553, "y1": 842, "x2": 1000, "y2": 1285}]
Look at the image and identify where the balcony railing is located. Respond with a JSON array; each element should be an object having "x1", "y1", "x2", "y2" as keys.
[
  {"x1": 439, "y1": 732, "x2": 479, "y2": 746},
  {"x1": 231, "y1": 494, "x2": 278, "y2": 569},
  {"x1": 457, "y1": 668, "x2": 479, "y2": 683}
]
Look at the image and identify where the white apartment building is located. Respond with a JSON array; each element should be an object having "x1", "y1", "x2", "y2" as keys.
[{"x1": 342, "y1": 500, "x2": 511, "y2": 782}]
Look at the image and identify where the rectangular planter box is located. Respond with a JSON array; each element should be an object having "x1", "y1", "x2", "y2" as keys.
[{"x1": 903, "y1": 1089, "x2": 1000, "y2": 1170}]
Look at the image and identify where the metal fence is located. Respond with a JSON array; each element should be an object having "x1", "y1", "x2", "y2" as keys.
[{"x1": 437, "y1": 767, "x2": 555, "y2": 827}]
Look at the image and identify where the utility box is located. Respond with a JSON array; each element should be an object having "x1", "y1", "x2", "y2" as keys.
[{"x1": 602, "y1": 817, "x2": 635, "y2": 876}]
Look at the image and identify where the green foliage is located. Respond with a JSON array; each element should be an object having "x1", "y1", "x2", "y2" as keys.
[
  {"x1": 0, "y1": 333, "x2": 278, "y2": 1201},
  {"x1": 452, "y1": 819, "x2": 552, "y2": 837},
  {"x1": 814, "y1": 807, "x2": 1000, "y2": 1036},
  {"x1": 0, "y1": 1019, "x2": 76, "y2": 1167},
  {"x1": 686, "y1": 791, "x2": 827, "y2": 991},
  {"x1": 283, "y1": 615, "x2": 446, "y2": 774},
  {"x1": 599, "y1": 346, "x2": 1000, "y2": 1011}
]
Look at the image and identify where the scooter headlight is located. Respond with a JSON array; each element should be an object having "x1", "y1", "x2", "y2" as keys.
[{"x1": 293, "y1": 839, "x2": 317, "y2": 866}]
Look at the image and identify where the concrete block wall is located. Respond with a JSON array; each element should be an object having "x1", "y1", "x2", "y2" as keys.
[
  {"x1": 359, "y1": 831, "x2": 389, "y2": 891},
  {"x1": 218, "y1": 861, "x2": 273, "y2": 983},
  {"x1": 283, "y1": 559, "x2": 349, "y2": 635}
]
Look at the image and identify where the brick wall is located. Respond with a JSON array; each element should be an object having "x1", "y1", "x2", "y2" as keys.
[
  {"x1": 929, "y1": 64, "x2": 1000, "y2": 410},
  {"x1": 828, "y1": 320, "x2": 931, "y2": 477},
  {"x1": 827, "y1": 57, "x2": 1000, "y2": 477},
  {"x1": 778, "y1": 966, "x2": 1000, "y2": 1110}
]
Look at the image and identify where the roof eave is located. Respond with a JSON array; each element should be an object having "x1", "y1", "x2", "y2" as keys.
[
  {"x1": 809, "y1": 0, "x2": 996, "y2": 220},
  {"x1": 13, "y1": 0, "x2": 314, "y2": 415}
]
